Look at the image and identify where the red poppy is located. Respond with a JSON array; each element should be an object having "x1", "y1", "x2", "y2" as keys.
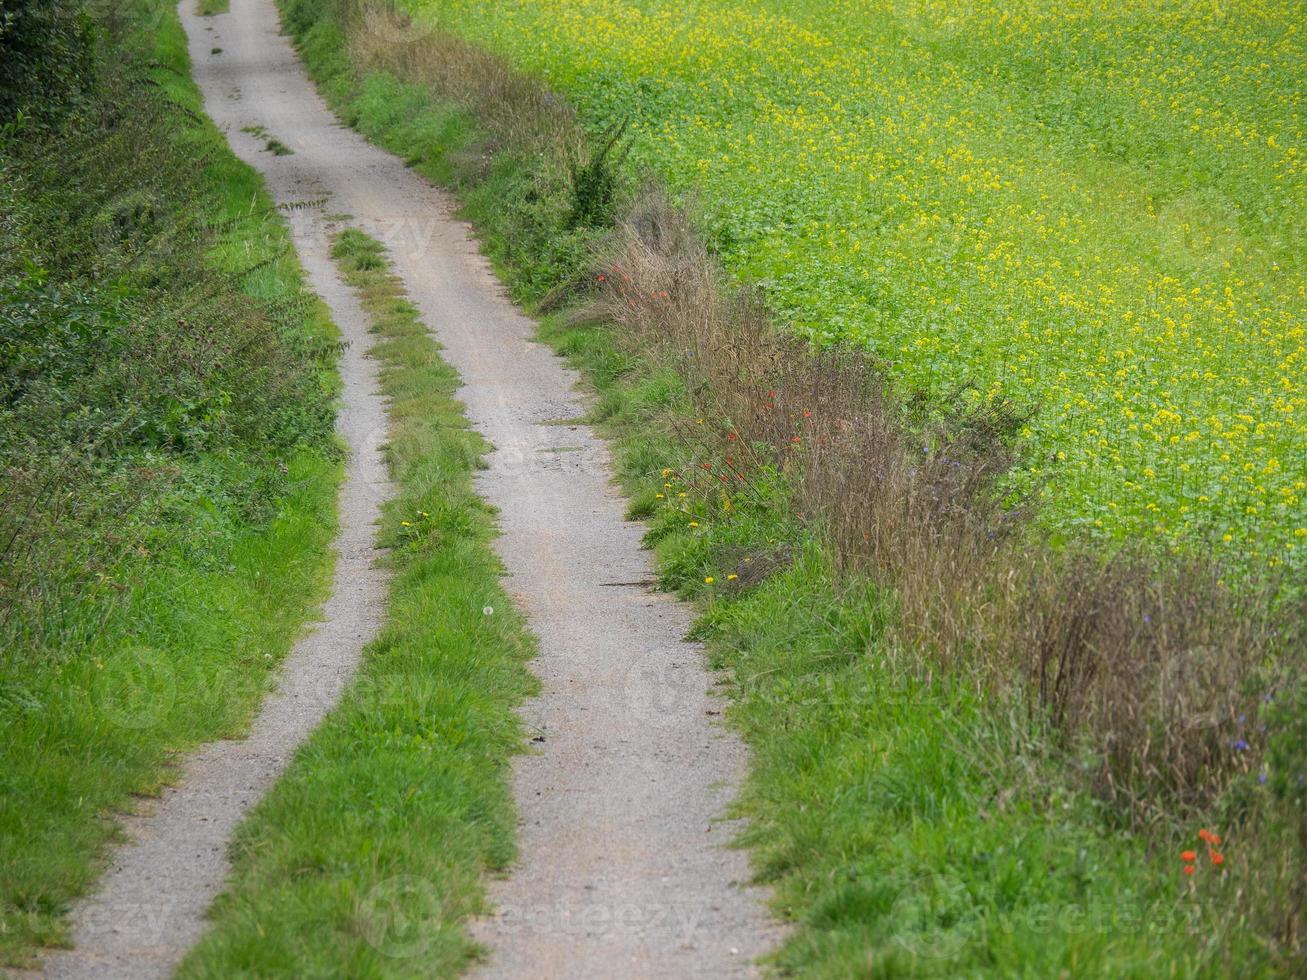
[
  {"x1": 1181, "y1": 851, "x2": 1197, "y2": 862},
  {"x1": 1182, "y1": 865, "x2": 1196, "y2": 876},
  {"x1": 1210, "y1": 852, "x2": 1225, "y2": 866}
]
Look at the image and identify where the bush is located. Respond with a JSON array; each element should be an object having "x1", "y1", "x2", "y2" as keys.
[
  {"x1": 0, "y1": 0, "x2": 97, "y2": 121},
  {"x1": 0, "y1": 50, "x2": 335, "y2": 657}
]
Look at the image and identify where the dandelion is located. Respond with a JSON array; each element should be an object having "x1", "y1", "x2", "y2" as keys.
[
  {"x1": 704, "y1": 576, "x2": 714, "y2": 584},
  {"x1": 482, "y1": 606, "x2": 494, "y2": 616},
  {"x1": 689, "y1": 521, "x2": 700, "y2": 527},
  {"x1": 727, "y1": 573, "x2": 738, "y2": 581}
]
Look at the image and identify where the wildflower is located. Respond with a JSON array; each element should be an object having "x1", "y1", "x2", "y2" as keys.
[
  {"x1": 704, "y1": 576, "x2": 714, "y2": 584},
  {"x1": 1210, "y1": 852, "x2": 1225, "y2": 866},
  {"x1": 596, "y1": 273, "x2": 606, "y2": 282},
  {"x1": 401, "y1": 521, "x2": 412, "y2": 527},
  {"x1": 727, "y1": 574, "x2": 738, "y2": 580},
  {"x1": 689, "y1": 521, "x2": 700, "y2": 527},
  {"x1": 1233, "y1": 739, "x2": 1250, "y2": 751},
  {"x1": 482, "y1": 606, "x2": 493, "y2": 616},
  {"x1": 1181, "y1": 851, "x2": 1197, "y2": 862},
  {"x1": 1182, "y1": 865, "x2": 1196, "y2": 876}
]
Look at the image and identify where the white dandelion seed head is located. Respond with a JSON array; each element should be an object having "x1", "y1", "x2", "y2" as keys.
[{"x1": 482, "y1": 606, "x2": 494, "y2": 616}]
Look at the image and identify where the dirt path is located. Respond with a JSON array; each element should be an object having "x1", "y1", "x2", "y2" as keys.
[
  {"x1": 38, "y1": 29, "x2": 394, "y2": 980},
  {"x1": 42, "y1": 0, "x2": 778, "y2": 976}
]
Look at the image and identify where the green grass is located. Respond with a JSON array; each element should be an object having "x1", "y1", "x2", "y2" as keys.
[
  {"x1": 271, "y1": 3, "x2": 1300, "y2": 973},
  {"x1": 176, "y1": 229, "x2": 537, "y2": 977},
  {"x1": 408, "y1": 0, "x2": 1305, "y2": 572},
  {"x1": 0, "y1": 2, "x2": 340, "y2": 967}
]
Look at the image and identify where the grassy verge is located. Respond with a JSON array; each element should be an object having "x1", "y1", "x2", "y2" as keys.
[
  {"x1": 177, "y1": 229, "x2": 536, "y2": 977},
  {"x1": 0, "y1": 1, "x2": 340, "y2": 966},
  {"x1": 274, "y1": 1, "x2": 1305, "y2": 974}
]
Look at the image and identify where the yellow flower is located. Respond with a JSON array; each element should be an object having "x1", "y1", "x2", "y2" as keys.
[
  {"x1": 727, "y1": 574, "x2": 738, "y2": 581},
  {"x1": 704, "y1": 576, "x2": 715, "y2": 584}
]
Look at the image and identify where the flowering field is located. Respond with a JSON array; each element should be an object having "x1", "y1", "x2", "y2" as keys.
[{"x1": 416, "y1": 0, "x2": 1305, "y2": 566}]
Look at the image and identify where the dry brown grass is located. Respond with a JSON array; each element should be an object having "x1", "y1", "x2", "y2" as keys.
[
  {"x1": 584, "y1": 188, "x2": 1303, "y2": 819},
  {"x1": 346, "y1": 2, "x2": 579, "y2": 164}
]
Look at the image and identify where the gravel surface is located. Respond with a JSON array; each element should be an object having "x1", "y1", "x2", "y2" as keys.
[{"x1": 41, "y1": 0, "x2": 780, "y2": 976}]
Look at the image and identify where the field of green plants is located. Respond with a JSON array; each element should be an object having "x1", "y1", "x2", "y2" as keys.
[{"x1": 414, "y1": 0, "x2": 1305, "y2": 567}]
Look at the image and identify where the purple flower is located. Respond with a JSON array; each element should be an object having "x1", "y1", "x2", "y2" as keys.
[
  {"x1": 1233, "y1": 739, "x2": 1250, "y2": 752},
  {"x1": 1258, "y1": 773, "x2": 1268, "y2": 785}
]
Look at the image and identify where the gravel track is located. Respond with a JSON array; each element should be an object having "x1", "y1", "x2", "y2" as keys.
[{"x1": 40, "y1": 1, "x2": 779, "y2": 976}]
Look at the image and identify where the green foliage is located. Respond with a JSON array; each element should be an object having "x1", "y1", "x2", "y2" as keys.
[
  {"x1": 0, "y1": 0, "x2": 97, "y2": 121},
  {"x1": 414, "y1": 0, "x2": 1306, "y2": 573},
  {"x1": 1265, "y1": 673, "x2": 1307, "y2": 851}
]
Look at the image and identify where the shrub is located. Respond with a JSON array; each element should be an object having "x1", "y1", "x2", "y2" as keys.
[{"x1": 0, "y1": 0, "x2": 97, "y2": 122}]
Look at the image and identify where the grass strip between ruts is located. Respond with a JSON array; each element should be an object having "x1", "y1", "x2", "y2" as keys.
[{"x1": 177, "y1": 228, "x2": 537, "y2": 977}]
